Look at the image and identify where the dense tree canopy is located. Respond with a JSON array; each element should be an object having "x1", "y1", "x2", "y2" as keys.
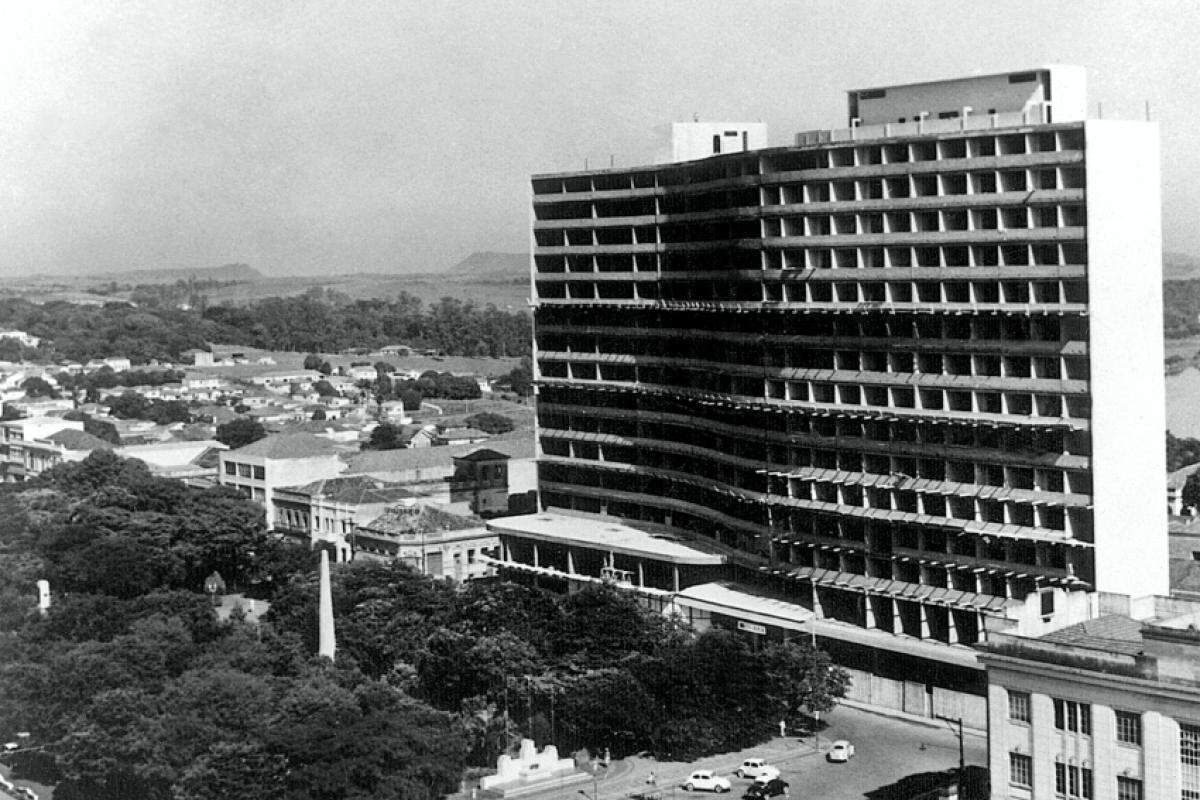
[
  {"x1": 0, "y1": 454, "x2": 466, "y2": 800},
  {"x1": 215, "y1": 417, "x2": 267, "y2": 449},
  {"x1": 463, "y1": 412, "x2": 515, "y2": 434},
  {"x1": 0, "y1": 290, "x2": 529, "y2": 364},
  {"x1": 269, "y1": 566, "x2": 849, "y2": 763}
]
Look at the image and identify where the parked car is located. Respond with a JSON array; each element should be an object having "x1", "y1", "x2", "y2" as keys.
[
  {"x1": 743, "y1": 777, "x2": 790, "y2": 799},
  {"x1": 683, "y1": 770, "x2": 732, "y2": 793},
  {"x1": 735, "y1": 759, "x2": 779, "y2": 780},
  {"x1": 828, "y1": 739, "x2": 856, "y2": 762}
]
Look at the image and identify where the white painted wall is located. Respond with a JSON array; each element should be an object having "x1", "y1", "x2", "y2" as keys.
[
  {"x1": 1085, "y1": 119, "x2": 1168, "y2": 598},
  {"x1": 663, "y1": 122, "x2": 768, "y2": 163}
]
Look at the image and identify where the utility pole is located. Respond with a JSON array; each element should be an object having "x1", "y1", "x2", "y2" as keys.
[{"x1": 957, "y1": 716, "x2": 965, "y2": 782}]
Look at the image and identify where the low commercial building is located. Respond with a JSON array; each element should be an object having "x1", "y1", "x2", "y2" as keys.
[
  {"x1": 217, "y1": 433, "x2": 347, "y2": 529},
  {"x1": 353, "y1": 501, "x2": 498, "y2": 581},
  {"x1": 978, "y1": 603, "x2": 1200, "y2": 800},
  {"x1": 0, "y1": 417, "x2": 85, "y2": 482},
  {"x1": 273, "y1": 475, "x2": 418, "y2": 561}
]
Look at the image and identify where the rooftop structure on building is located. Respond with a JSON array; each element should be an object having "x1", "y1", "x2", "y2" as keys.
[{"x1": 526, "y1": 66, "x2": 1166, "y2": 728}]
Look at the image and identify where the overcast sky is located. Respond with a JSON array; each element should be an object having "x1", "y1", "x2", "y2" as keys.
[{"x1": 0, "y1": 0, "x2": 1195, "y2": 277}]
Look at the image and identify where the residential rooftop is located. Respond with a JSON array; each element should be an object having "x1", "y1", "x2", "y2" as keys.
[{"x1": 228, "y1": 432, "x2": 340, "y2": 459}]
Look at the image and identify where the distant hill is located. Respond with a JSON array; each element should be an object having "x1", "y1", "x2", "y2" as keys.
[
  {"x1": 445, "y1": 252, "x2": 528, "y2": 280},
  {"x1": 89, "y1": 262, "x2": 264, "y2": 285}
]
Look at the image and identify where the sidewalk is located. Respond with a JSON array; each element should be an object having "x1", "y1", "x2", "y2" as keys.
[{"x1": 836, "y1": 699, "x2": 986, "y2": 738}]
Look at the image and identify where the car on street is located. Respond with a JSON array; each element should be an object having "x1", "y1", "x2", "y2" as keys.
[
  {"x1": 743, "y1": 777, "x2": 789, "y2": 798},
  {"x1": 827, "y1": 739, "x2": 856, "y2": 762},
  {"x1": 735, "y1": 759, "x2": 779, "y2": 780},
  {"x1": 683, "y1": 770, "x2": 732, "y2": 793}
]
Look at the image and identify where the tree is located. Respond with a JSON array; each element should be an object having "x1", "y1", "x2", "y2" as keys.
[
  {"x1": 302, "y1": 354, "x2": 322, "y2": 370},
  {"x1": 364, "y1": 423, "x2": 405, "y2": 451},
  {"x1": 463, "y1": 412, "x2": 515, "y2": 434},
  {"x1": 216, "y1": 418, "x2": 267, "y2": 449},
  {"x1": 318, "y1": 361, "x2": 333, "y2": 376},
  {"x1": 1183, "y1": 472, "x2": 1200, "y2": 514},
  {"x1": 310, "y1": 409, "x2": 326, "y2": 421},
  {"x1": 312, "y1": 380, "x2": 337, "y2": 397},
  {"x1": 21, "y1": 376, "x2": 59, "y2": 398},
  {"x1": 502, "y1": 358, "x2": 533, "y2": 397},
  {"x1": 1170, "y1": 431, "x2": 1200, "y2": 472},
  {"x1": 398, "y1": 388, "x2": 423, "y2": 410}
]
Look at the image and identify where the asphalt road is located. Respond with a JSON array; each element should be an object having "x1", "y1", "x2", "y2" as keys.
[
  {"x1": 500, "y1": 704, "x2": 988, "y2": 800},
  {"x1": 760, "y1": 705, "x2": 988, "y2": 800}
]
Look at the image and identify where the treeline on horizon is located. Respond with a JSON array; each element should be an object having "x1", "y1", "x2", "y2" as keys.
[{"x1": 0, "y1": 287, "x2": 530, "y2": 364}]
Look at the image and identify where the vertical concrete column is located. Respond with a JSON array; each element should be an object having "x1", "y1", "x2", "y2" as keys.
[
  {"x1": 566, "y1": 548, "x2": 575, "y2": 575},
  {"x1": 1090, "y1": 705, "x2": 1116, "y2": 800},
  {"x1": 987, "y1": 684, "x2": 1012, "y2": 800},
  {"x1": 532, "y1": 543, "x2": 539, "y2": 568},
  {"x1": 863, "y1": 594, "x2": 876, "y2": 628},
  {"x1": 919, "y1": 602, "x2": 931, "y2": 639},
  {"x1": 637, "y1": 561, "x2": 645, "y2": 587},
  {"x1": 502, "y1": 540, "x2": 511, "y2": 562},
  {"x1": 1030, "y1": 693, "x2": 1057, "y2": 800},
  {"x1": 1143, "y1": 711, "x2": 1180, "y2": 800},
  {"x1": 672, "y1": 566, "x2": 680, "y2": 593},
  {"x1": 811, "y1": 581, "x2": 824, "y2": 617},
  {"x1": 946, "y1": 608, "x2": 959, "y2": 644}
]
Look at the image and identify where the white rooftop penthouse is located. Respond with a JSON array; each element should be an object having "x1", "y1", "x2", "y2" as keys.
[
  {"x1": 660, "y1": 121, "x2": 769, "y2": 163},
  {"x1": 798, "y1": 66, "x2": 1087, "y2": 145}
]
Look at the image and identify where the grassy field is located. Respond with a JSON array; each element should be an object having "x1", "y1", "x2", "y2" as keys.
[{"x1": 411, "y1": 397, "x2": 535, "y2": 431}]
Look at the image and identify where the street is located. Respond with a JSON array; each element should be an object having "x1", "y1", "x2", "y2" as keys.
[{"x1": 506, "y1": 704, "x2": 987, "y2": 800}]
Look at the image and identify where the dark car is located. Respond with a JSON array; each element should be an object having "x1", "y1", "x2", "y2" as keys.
[{"x1": 743, "y1": 777, "x2": 789, "y2": 799}]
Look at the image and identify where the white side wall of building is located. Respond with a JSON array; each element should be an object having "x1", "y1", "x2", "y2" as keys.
[{"x1": 1084, "y1": 119, "x2": 1168, "y2": 598}]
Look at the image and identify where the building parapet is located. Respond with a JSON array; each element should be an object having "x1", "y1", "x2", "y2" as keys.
[{"x1": 795, "y1": 106, "x2": 1050, "y2": 147}]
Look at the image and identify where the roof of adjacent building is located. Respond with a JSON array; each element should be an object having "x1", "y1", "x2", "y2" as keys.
[
  {"x1": 1169, "y1": 462, "x2": 1200, "y2": 491},
  {"x1": 228, "y1": 432, "x2": 340, "y2": 460},
  {"x1": 45, "y1": 429, "x2": 114, "y2": 451},
  {"x1": 487, "y1": 511, "x2": 727, "y2": 565},
  {"x1": 454, "y1": 448, "x2": 512, "y2": 463},
  {"x1": 284, "y1": 474, "x2": 417, "y2": 505},
  {"x1": 343, "y1": 433, "x2": 534, "y2": 474},
  {"x1": 358, "y1": 504, "x2": 483, "y2": 536},
  {"x1": 1038, "y1": 615, "x2": 1146, "y2": 655}
]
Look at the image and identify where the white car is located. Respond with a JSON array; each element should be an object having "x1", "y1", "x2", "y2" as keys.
[
  {"x1": 735, "y1": 759, "x2": 780, "y2": 780},
  {"x1": 683, "y1": 770, "x2": 732, "y2": 793},
  {"x1": 827, "y1": 740, "x2": 855, "y2": 762}
]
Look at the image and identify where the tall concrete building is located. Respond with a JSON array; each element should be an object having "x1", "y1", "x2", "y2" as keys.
[{"x1": 520, "y1": 67, "x2": 1166, "y2": 724}]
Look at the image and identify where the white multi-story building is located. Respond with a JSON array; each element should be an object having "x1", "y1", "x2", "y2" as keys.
[
  {"x1": 522, "y1": 67, "x2": 1166, "y2": 727},
  {"x1": 217, "y1": 433, "x2": 347, "y2": 528}
]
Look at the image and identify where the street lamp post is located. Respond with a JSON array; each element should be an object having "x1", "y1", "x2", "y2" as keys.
[{"x1": 936, "y1": 715, "x2": 966, "y2": 784}]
